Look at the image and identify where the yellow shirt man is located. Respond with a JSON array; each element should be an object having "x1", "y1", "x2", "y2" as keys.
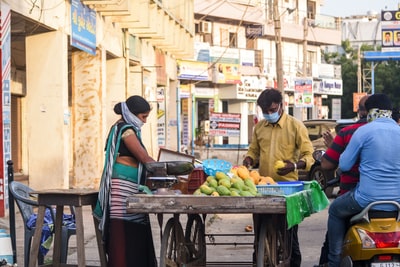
[{"x1": 245, "y1": 112, "x2": 314, "y2": 181}]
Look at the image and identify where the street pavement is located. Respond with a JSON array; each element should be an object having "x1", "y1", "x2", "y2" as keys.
[{"x1": 0, "y1": 199, "x2": 331, "y2": 267}]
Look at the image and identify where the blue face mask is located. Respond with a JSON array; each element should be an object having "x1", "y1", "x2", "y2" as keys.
[
  {"x1": 263, "y1": 112, "x2": 280, "y2": 123},
  {"x1": 263, "y1": 105, "x2": 281, "y2": 123}
]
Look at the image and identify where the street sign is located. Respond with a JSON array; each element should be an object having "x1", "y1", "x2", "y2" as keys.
[{"x1": 209, "y1": 112, "x2": 241, "y2": 137}]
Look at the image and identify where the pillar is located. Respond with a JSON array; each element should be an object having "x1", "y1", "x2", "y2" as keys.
[
  {"x1": 26, "y1": 31, "x2": 69, "y2": 189},
  {"x1": 71, "y1": 50, "x2": 104, "y2": 188}
]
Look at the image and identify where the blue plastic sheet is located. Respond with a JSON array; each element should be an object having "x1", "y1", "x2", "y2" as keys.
[{"x1": 26, "y1": 208, "x2": 76, "y2": 256}]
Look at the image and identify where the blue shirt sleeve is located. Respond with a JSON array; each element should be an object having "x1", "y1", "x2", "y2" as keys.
[{"x1": 339, "y1": 129, "x2": 363, "y2": 171}]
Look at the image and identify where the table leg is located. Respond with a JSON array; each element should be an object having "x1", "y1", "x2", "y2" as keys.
[
  {"x1": 91, "y1": 210, "x2": 107, "y2": 267},
  {"x1": 29, "y1": 205, "x2": 46, "y2": 267},
  {"x1": 52, "y1": 205, "x2": 64, "y2": 267},
  {"x1": 74, "y1": 206, "x2": 85, "y2": 267}
]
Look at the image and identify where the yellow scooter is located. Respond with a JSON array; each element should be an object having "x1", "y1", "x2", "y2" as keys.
[{"x1": 341, "y1": 201, "x2": 400, "y2": 267}]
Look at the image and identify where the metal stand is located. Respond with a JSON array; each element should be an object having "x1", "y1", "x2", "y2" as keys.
[{"x1": 7, "y1": 160, "x2": 17, "y2": 265}]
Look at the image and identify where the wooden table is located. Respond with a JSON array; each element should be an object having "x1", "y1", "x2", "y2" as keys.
[{"x1": 28, "y1": 189, "x2": 107, "y2": 267}]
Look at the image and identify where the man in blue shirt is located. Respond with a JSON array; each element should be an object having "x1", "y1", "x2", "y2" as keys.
[{"x1": 327, "y1": 93, "x2": 400, "y2": 267}]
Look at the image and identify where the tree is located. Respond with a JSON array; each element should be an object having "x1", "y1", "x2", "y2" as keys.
[{"x1": 322, "y1": 41, "x2": 400, "y2": 119}]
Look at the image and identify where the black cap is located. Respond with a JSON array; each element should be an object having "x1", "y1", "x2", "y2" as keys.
[{"x1": 365, "y1": 93, "x2": 392, "y2": 111}]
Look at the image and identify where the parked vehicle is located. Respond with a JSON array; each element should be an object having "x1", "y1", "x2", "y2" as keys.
[
  {"x1": 301, "y1": 119, "x2": 358, "y2": 197},
  {"x1": 341, "y1": 201, "x2": 400, "y2": 267},
  {"x1": 303, "y1": 119, "x2": 337, "y2": 150}
]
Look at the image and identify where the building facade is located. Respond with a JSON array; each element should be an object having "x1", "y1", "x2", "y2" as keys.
[
  {"x1": 6, "y1": 0, "x2": 194, "y2": 192},
  {"x1": 3, "y1": 0, "x2": 342, "y2": 196},
  {"x1": 188, "y1": 0, "x2": 341, "y2": 163}
]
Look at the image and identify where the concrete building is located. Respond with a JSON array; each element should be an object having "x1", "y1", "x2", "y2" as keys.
[
  {"x1": 190, "y1": 0, "x2": 341, "y2": 163},
  {"x1": 1, "y1": 0, "x2": 342, "y2": 211},
  {"x1": 5, "y1": 0, "x2": 194, "y2": 198}
]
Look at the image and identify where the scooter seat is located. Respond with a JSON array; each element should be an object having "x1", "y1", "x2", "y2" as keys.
[
  {"x1": 369, "y1": 210, "x2": 398, "y2": 219},
  {"x1": 349, "y1": 201, "x2": 400, "y2": 225}
]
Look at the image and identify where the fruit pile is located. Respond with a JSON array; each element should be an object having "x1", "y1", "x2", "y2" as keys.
[
  {"x1": 192, "y1": 166, "x2": 277, "y2": 196},
  {"x1": 232, "y1": 166, "x2": 277, "y2": 185}
]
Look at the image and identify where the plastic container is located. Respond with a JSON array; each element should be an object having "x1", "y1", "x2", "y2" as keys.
[
  {"x1": 202, "y1": 159, "x2": 232, "y2": 176},
  {"x1": 256, "y1": 181, "x2": 304, "y2": 196},
  {"x1": 187, "y1": 168, "x2": 207, "y2": 194},
  {"x1": 0, "y1": 229, "x2": 13, "y2": 265}
]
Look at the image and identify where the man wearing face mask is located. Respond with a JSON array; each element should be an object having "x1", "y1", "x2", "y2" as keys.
[{"x1": 243, "y1": 88, "x2": 314, "y2": 267}]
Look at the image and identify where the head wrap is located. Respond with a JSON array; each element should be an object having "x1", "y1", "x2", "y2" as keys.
[
  {"x1": 113, "y1": 95, "x2": 151, "y2": 130},
  {"x1": 125, "y1": 95, "x2": 151, "y2": 115},
  {"x1": 367, "y1": 108, "x2": 392, "y2": 122},
  {"x1": 365, "y1": 94, "x2": 393, "y2": 122}
]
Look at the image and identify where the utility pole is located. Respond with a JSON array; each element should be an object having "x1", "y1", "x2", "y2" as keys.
[
  {"x1": 357, "y1": 45, "x2": 362, "y2": 93},
  {"x1": 273, "y1": 0, "x2": 284, "y2": 93},
  {"x1": 303, "y1": 17, "x2": 308, "y2": 77}
]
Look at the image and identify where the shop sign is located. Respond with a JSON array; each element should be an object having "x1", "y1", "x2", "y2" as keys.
[
  {"x1": 179, "y1": 84, "x2": 191, "y2": 99},
  {"x1": 210, "y1": 46, "x2": 239, "y2": 64},
  {"x1": 381, "y1": 10, "x2": 400, "y2": 52},
  {"x1": 293, "y1": 78, "x2": 313, "y2": 108},
  {"x1": 209, "y1": 112, "x2": 241, "y2": 137},
  {"x1": 213, "y1": 63, "x2": 241, "y2": 84},
  {"x1": 318, "y1": 78, "x2": 343, "y2": 95},
  {"x1": 0, "y1": 3, "x2": 11, "y2": 217},
  {"x1": 181, "y1": 99, "x2": 190, "y2": 146},
  {"x1": 194, "y1": 42, "x2": 210, "y2": 62},
  {"x1": 240, "y1": 50, "x2": 255, "y2": 66},
  {"x1": 353, "y1": 92, "x2": 368, "y2": 112},
  {"x1": 157, "y1": 87, "x2": 166, "y2": 147},
  {"x1": 177, "y1": 60, "x2": 209, "y2": 81},
  {"x1": 71, "y1": 0, "x2": 96, "y2": 55},
  {"x1": 194, "y1": 87, "x2": 216, "y2": 97},
  {"x1": 273, "y1": 77, "x2": 291, "y2": 91},
  {"x1": 245, "y1": 25, "x2": 263, "y2": 38},
  {"x1": 236, "y1": 76, "x2": 265, "y2": 100}
]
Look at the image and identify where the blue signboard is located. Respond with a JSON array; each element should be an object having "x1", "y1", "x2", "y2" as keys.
[{"x1": 71, "y1": 0, "x2": 96, "y2": 55}]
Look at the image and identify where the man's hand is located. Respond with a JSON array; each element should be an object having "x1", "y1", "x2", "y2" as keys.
[
  {"x1": 276, "y1": 160, "x2": 296, "y2": 176},
  {"x1": 322, "y1": 131, "x2": 334, "y2": 148},
  {"x1": 242, "y1": 156, "x2": 253, "y2": 168}
]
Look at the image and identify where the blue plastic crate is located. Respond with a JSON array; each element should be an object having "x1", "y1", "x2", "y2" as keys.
[{"x1": 256, "y1": 181, "x2": 304, "y2": 196}]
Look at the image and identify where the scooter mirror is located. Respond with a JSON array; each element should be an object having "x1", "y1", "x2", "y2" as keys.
[{"x1": 313, "y1": 150, "x2": 325, "y2": 162}]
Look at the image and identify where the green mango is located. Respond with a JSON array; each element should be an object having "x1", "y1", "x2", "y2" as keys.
[
  {"x1": 244, "y1": 178, "x2": 257, "y2": 192},
  {"x1": 218, "y1": 179, "x2": 231, "y2": 188},
  {"x1": 215, "y1": 172, "x2": 230, "y2": 181},
  {"x1": 216, "y1": 185, "x2": 231, "y2": 196},
  {"x1": 230, "y1": 190, "x2": 240, "y2": 197},
  {"x1": 208, "y1": 179, "x2": 218, "y2": 188},
  {"x1": 200, "y1": 184, "x2": 214, "y2": 195},
  {"x1": 239, "y1": 190, "x2": 254, "y2": 197},
  {"x1": 232, "y1": 181, "x2": 244, "y2": 191}
]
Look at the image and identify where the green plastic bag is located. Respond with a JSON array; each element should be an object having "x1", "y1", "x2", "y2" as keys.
[
  {"x1": 285, "y1": 181, "x2": 329, "y2": 229},
  {"x1": 309, "y1": 180, "x2": 330, "y2": 211}
]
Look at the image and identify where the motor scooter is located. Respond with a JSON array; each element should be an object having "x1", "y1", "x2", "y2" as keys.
[{"x1": 341, "y1": 201, "x2": 400, "y2": 267}]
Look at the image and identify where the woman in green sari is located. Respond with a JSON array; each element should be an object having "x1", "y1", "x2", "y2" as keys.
[{"x1": 94, "y1": 95, "x2": 157, "y2": 267}]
